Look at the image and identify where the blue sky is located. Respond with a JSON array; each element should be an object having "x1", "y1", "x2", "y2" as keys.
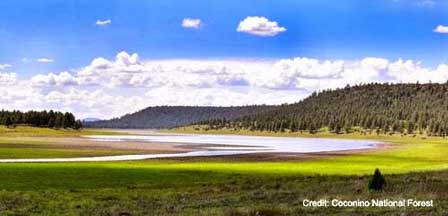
[
  {"x1": 2, "y1": 0, "x2": 448, "y2": 118},
  {"x1": 1, "y1": 0, "x2": 448, "y2": 76}
]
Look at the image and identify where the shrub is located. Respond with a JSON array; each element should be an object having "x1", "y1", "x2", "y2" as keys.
[{"x1": 368, "y1": 168, "x2": 386, "y2": 191}]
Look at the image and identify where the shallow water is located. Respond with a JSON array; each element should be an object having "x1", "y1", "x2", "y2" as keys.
[
  {"x1": 86, "y1": 134, "x2": 381, "y2": 153},
  {"x1": 0, "y1": 133, "x2": 382, "y2": 163}
]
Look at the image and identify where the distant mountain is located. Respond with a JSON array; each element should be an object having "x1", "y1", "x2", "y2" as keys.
[
  {"x1": 85, "y1": 106, "x2": 277, "y2": 129},
  {"x1": 82, "y1": 118, "x2": 102, "y2": 122}
]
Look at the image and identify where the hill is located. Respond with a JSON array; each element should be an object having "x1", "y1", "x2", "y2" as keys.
[
  {"x1": 199, "y1": 83, "x2": 448, "y2": 136},
  {"x1": 82, "y1": 118, "x2": 102, "y2": 123},
  {"x1": 85, "y1": 106, "x2": 276, "y2": 129}
]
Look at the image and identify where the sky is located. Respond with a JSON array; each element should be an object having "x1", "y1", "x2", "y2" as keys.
[{"x1": 1, "y1": 0, "x2": 448, "y2": 119}]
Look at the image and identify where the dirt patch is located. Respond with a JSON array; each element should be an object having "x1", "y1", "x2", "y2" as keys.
[
  {"x1": 155, "y1": 142, "x2": 393, "y2": 162},
  {"x1": 3, "y1": 134, "x2": 391, "y2": 162},
  {"x1": 16, "y1": 137, "x2": 191, "y2": 154}
]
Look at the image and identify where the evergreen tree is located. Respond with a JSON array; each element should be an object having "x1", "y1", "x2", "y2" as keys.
[
  {"x1": 5, "y1": 117, "x2": 12, "y2": 128},
  {"x1": 368, "y1": 168, "x2": 386, "y2": 191},
  {"x1": 74, "y1": 120, "x2": 83, "y2": 130},
  {"x1": 198, "y1": 83, "x2": 448, "y2": 137}
]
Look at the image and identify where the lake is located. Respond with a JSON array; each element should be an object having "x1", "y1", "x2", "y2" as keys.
[{"x1": 0, "y1": 133, "x2": 382, "y2": 162}]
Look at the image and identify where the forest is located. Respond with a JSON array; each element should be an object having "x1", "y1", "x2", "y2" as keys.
[
  {"x1": 0, "y1": 110, "x2": 82, "y2": 129},
  {"x1": 85, "y1": 105, "x2": 276, "y2": 128},
  {"x1": 199, "y1": 83, "x2": 448, "y2": 136}
]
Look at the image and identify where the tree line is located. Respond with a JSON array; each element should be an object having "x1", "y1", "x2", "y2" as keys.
[
  {"x1": 0, "y1": 110, "x2": 82, "y2": 129},
  {"x1": 198, "y1": 83, "x2": 448, "y2": 137},
  {"x1": 86, "y1": 105, "x2": 276, "y2": 129}
]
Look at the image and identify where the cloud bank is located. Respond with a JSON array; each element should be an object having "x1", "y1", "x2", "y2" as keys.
[
  {"x1": 0, "y1": 64, "x2": 11, "y2": 70},
  {"x1": 2, "y1": 51, "x2": 448, "y2": 119}
]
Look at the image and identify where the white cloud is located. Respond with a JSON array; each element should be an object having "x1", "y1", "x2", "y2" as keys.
[
  {"x1": 388, "y1": 59, "x2": 448, "y2": 82},
  {"x1": 31, "y1": 71, "x2": 78, "y2": 87},
  {"x1": 182, "y1": 18, "x2": 201, "y2": 29},
  {"x1": 20, "y1": 58, "x2": 54, "y2": 63},
  {"x1": 0, "y1": 64, "x2": 11, "y2": 70},
  {"x1": 0, "y1": 72, "x2": 17, "y2": 85},
  {"x1": 237, "y1": 16, "x2": 286, "y2": 37},
  {"x1": 434, "y1": 25, "x2": 448, "y2": 33},
  {"x1": 96, "y1": 19, "x2": 112, "y2": 26},
  {"x1": 36, "y1": 58, "x2": 54, "y2": 63},
  {"x1": 3, "y1": 51, "x2": 448, "y2": 119}
]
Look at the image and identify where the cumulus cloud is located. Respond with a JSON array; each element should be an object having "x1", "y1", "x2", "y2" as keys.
[
  {"x1": 237, "y1": 16, "x2": 286, "y2": 36},
  {"x1": 434, "y1": 25, "x2": 448, "y2": 33},
  {"x1": 0, "y1": 77, "x2": 42, "y2": 111},
  {"x1": 182, "y1": 18, "x2": 201, "y2": 29},
  {"x1": 0, "y1": 64, "x2": 11, "y2": 70},
  {"x1": 0, "y1": 72, "x2": 17, "y2": 85},
  {"x1": 36, "y1": 58, "x2": 54, "y2": 63},
  {"x1": 3, "y1": 51, "x2": 448, "y2": 119},
  {"x1": 31, "y1": 71, "x2": 78, "y2": 87},
  {"x1": 96, "y1": 19, "x2": 112, "y2": 26},
  {"x1": 388, "y1": 59, "x2": 448, "y2": 82}
]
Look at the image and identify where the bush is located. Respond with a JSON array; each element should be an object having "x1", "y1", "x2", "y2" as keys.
[{"x1": 368, "y1": 168, "x2": 386, "y2": 191}]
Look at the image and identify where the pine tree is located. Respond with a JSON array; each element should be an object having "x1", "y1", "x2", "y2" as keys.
[
  {"x1": 368, "y1": 168, "x2": 386, "y2": 191},
  {"x1": 54, "y1": 115, "x2": 62, "y2": 129},
  {"x1": 5, "y1": 117, "x2": 12, "y2": 128},
  {"x1": 74, "y1": 120, "x2": 83, "y2": 130}
]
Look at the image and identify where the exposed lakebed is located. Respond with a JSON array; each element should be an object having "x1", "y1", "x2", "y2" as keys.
[{"x1": 0, "y1": 133, "x2": 383, "y2": 162}]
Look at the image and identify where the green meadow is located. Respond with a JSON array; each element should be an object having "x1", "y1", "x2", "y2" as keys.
[
  {"x1": 165, "y1": 126, "x2": 448, "y2": 174},
  {"x1": 0, "y1": 126, "x2": 446, "y2": 215},
  {"x1": 0, "y1": 126, "x2": 121, "y2": 137},
  {"x1": 0, "y1": 126, "x2": 136, "y2": 159}
]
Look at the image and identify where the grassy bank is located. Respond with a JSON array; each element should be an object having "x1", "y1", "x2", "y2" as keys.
[
  {"x1": 0, "y1": 126, "x2": 122, "y2": 137},
  {"x1": 0, "y1": 127, "x2": 446, "y2": 215},
  {"x1": 0, "y1": 162, "x2": 446, "y2": 215},
  {"x1": 163, "y1": 125, "x2": 432, "y2": 139},
  {"x1": 0, "y1": 126, "x2": 447, "y2": 174},
  {"x1": 0, "y1": 144, "x2": 141, "y2": 159},
  {"x1": 163, "y1": 126, "x2": 448, "y2": 174},
  {"x1": 0, "y1": 126, "x2": 137, "y2": 158}
]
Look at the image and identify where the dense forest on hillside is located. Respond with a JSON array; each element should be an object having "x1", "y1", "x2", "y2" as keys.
[
  {"x1": 86, "y1": 106, "x2": 276, "y2": 129},
  {"x1": 0, "y1": 110, "x2": 82, "y2": 129},
  {"x1": 199, "y1": 83, "x2": 448, "y2": 136}
]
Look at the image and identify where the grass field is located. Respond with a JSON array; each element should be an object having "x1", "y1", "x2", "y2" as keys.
[
  {"x1": 165, "y1": 126, "x2": 448, "y2": 174},
  {"x1": 0, "y1": 126, "x2": 137, "y2": 159},
  {"x1": 0, "y1": 162, "x2": 446, "y2": 215},
  {"x1": 0, "y1": 126, "x2": 446, "y2": 215},
  {"x1": 0, "y1": 126, "x2": 121, "y2": 137}
]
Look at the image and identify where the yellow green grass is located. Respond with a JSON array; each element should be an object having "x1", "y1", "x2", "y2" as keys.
[
  {"x1": 0, "y1": 125, "x2": 122, "y2": 137},
  {"x1": 0, "y1": 145, "x2": 142, "y2": 159},
  {"x1": 0, "y1": 126, "x2": 138, "y2": 158},
  {"x1": 164, "y1": 125, "x2": 426, "y2": 138},
  {"x1": 0, "y1": 125, "x2": 447, "y2": 175},
  {"x1": 162, "y1": 126, "x2": 448, "y2": 175},
  {"x1": 0, "y1": 125, "x2": 447, "y2": 174},
  {"x1": 0, "y1": 126, "x2": 446, "y2": 215}
]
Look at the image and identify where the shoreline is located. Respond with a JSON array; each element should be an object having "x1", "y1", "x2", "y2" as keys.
[{"x1": 0, "y1": 132, "x2": 389, "y2": 163}]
